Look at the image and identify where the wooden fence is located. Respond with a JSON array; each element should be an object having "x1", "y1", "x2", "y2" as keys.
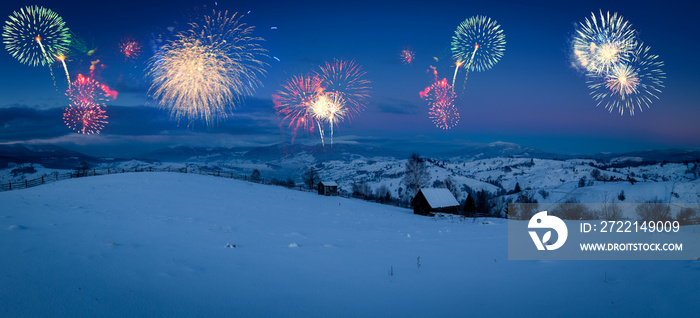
[
  {"x1": 0, "y1": 165, "x2": 418, "y2": 211},
  {"x1": 0, "y1": 166, "x2": 356, "y2": 198}
]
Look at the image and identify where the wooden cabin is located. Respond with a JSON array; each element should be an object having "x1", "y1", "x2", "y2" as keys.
[
  {"x1": 411, "y1": 188, "x2": 460, "y2": 216},
  {"x1": 318, "y1": 181, "x2": 338, "y2": 196}
]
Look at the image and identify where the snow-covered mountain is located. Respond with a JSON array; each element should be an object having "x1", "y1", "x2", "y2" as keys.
[{"x1": 2, "y1": 142, "x2": 699, "y2": 210}]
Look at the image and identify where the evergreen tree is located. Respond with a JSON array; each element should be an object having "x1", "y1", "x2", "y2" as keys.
[
  {"x1": 250, "y1": 169, "x2": 261, "y2": 182},
  {"x1": 513, "y1": 182, "x2": 521, "y2": 193},
  {"x1": 475, "y1": 190, "x2": 491, "y2": 214},
  {"x1": 463, "y1": 193, "x2": 477, "y2": 215}
]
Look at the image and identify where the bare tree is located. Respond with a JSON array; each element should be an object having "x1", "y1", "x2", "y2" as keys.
[
  {"x1": 303, "y1": 166, "x2": 320, "y2": 190},
  {"x1": 443, "y1": 176, "x2": 459, "y2": 200},
  {"x1": 599, "y1": 196, "x2": 624, "y2": 220},
  {"x1": 402, "y1": 153, "x2": 430, "y2": 199},
  {"x1": 676, "y1": 207, "x2": 699, "y2": 225},
  {"x1": 375, "y1": 184, "x2": 390, "y2": 201},
  {"x1": 635, "y1": 198, "x2": 672, "y2": 222},
  {"x1": 552, "y1": 198, "x2": 595, "y2": 220}
]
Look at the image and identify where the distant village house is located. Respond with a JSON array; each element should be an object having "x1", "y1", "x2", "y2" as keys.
[
  {"x1": 411, "y1": 188, "x2": 460, "y2": 216},
  {"x1": 318, "y1": 181, "x2": 338, "y2": 196}
]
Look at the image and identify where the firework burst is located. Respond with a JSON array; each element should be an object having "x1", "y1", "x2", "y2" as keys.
[
  {"x1": 272, "y1": 74, "x2": 323, "y2": 139},
  {"x1": 67, "y1": 74, "x2": 110, "y2": 105},
  {"x1": 314, "y1": 59, "x2": 371, "y2": 119},
  {"x1": 451, "y1": 15, "x2": 505, "y2": 87},
  {"x1": 119, "y1": 38, "x2": 142, "y2": 60},
  {"x1": 400, "y1": 47, "x2": 415, "y2": 65},
  {"x1": 420, "y1": 78, "x2": 459, "y2": 129},
  {"x1": 572, "y1": 11, "x2": 637, "y2": 76},
  {"x1": 311, "y1": 93, "x2": 346, "y2": 146},
  {"x1": 147, "y1": 10, "x2": 267, "y2": 126},
  {"x1": 2, "y1": 5, "x2": 70, "y2": 67},
  {"x1": 429, "y1": 102, "x2": 460, "y2": 130},
  {"x1": 63, "y1": 101, "x2": 108, "y2": 135},
  {"x1": 587, "y1": 43, "x2": 664, "y2": 115}
]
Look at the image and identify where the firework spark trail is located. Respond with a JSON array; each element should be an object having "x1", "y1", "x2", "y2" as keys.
[
  {"x1": 147, "y1": 10, "x2": 267, "y2": 126},
  {"x1": 451, "y1": 15, "x2": 505, "y2": 89},
  {"x1": 572, "y1": 11, "x2": 637, "y2": 76},
  {"x1": 451, "y1": 60, "x2": 462, "y2": 90},
  {"x1": 315, "y1": 59, "x2": 371, "y2": 120},
  {"x1": 587, "y1": 42, "x2": 664, "y2": 115},
  {"x1": 272, "y1": 74, "x2": 323, "y2": 141},
  {"x1": 57, "y1": 54, "x2": 70, "y2": 83},
  {"x1": 63, "y1": 101, "x2": 108, "y2": 135}
]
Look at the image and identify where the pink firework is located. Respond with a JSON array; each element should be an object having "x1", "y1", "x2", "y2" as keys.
[
  {"x1": 429, "y1": 102, "x2": 460, "y2": 130},
  {"x1": 314, "y1": 59, "x2": 371, "y2": 119},
  {"x1": 272, "y1": 74, "x2": 324, "y2": 139},
  {"x1": 119, "y1": 38, "x2": 142, "y2": 60},
  {"x1": 65, "y1": 74, "x2": 115, "y2": 134},
  {"x1": 420, "y1": 78, "x2": 460, "y2": 129},
  {"x1": 63, "y1": 101, "x2": 108, "y2": 134},
  {"x1": 400, "y1": 47, "x2": 415, "y2": 64},
  {"x1": 67, "y1": 74, "x2": 110, "y2": 105}
]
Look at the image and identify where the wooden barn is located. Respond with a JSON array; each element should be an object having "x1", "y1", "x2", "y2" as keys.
[
  {"x1": 317, "y1": 181, "x2": 338, "y2": 196},
  {"x1": 411, "y1": 188, "x2": 460, "y2": 216}
]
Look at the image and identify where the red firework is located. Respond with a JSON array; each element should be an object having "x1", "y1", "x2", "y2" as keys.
[
  {"x1": 119, "y1": 38, "x2": 142, "y2": 59},
  {"x1": 400, "y1": 47, "x2": 415, "y2": 64},
  {"x1": 272, "y1": 74, "x2": 324, "y2": 138},
  {"x1": 420, "y1": 78, "x2": 460, "y2": 129},
  {"x1": 65, "y1": 74, "x2": 115, "y2": 134},
  {"x1": 314, "y1": 59, "x2": 371, "y2": 119},
  {"x1": 63, "y1": 101, "x2": 108, "y2": 134},
  {"x1": 67, "y1": 74, "x2": 108, "y2": 105}
]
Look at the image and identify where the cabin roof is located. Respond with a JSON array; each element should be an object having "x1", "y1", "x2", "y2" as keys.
[{"x1": 416, "y1": 188, "x2": 459, "y2": 209}]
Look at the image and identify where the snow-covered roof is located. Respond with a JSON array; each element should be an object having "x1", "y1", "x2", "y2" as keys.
[
  {"x1": 319, "y1": 181, "x2": 337, "y2": 187},
  {"x1": 417, "y1": 188, "x2": 459, "y2": 208}
]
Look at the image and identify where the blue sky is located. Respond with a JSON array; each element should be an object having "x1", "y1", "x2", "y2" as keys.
[{"x1": 1, "y1": 0, "x2": 698, "y2": 157}]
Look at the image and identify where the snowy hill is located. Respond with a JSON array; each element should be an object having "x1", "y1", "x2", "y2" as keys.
[
  {"x1": 2, "y1": 142, "x2": 699, "y2": 212},
  {"x1": 1, "y1": 172, "x2": 698, "y2": 316}
]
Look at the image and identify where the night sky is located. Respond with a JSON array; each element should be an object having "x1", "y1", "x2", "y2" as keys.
[{"x1": 1, "y1": 0, "x2": 698, "y2": 157}]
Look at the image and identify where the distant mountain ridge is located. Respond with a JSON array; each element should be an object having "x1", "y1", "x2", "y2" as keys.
[{"x1": 1, "y1": 142, "x2": 699, "y2": 167}]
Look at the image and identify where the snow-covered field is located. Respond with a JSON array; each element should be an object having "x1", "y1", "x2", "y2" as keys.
[{"x1": 1, "y1": 173, "x2": 699, "y2": 317}]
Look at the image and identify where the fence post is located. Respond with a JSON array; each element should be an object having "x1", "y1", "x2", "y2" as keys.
[
  {"x1": 93, "y1": 169, "x2": 96, "y2": 176},
  {"x1": 25, "y1": 180, "x2": 28, "y2": 188},
  {"x1": 185, "y1": 167, "x2": 188, "y2": 174},
  {"x1": 217, "y1": 170, "x2": 220, "y2": 177},
  {"x1": 8, "y1": 182, "x2": 11, "y2": 190},
  {"x1": 168, "y1": 167, "x2": 170, "y2": 172},
  {"x1": 149, "y1": 167, "x2": 152, "y2": 172},
  {"x1": 231, "y1": 173, "x2": 233, "y2": 178},
  {"x1": 42, "y1": 176, "x2": 44, "y2": 184}
]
